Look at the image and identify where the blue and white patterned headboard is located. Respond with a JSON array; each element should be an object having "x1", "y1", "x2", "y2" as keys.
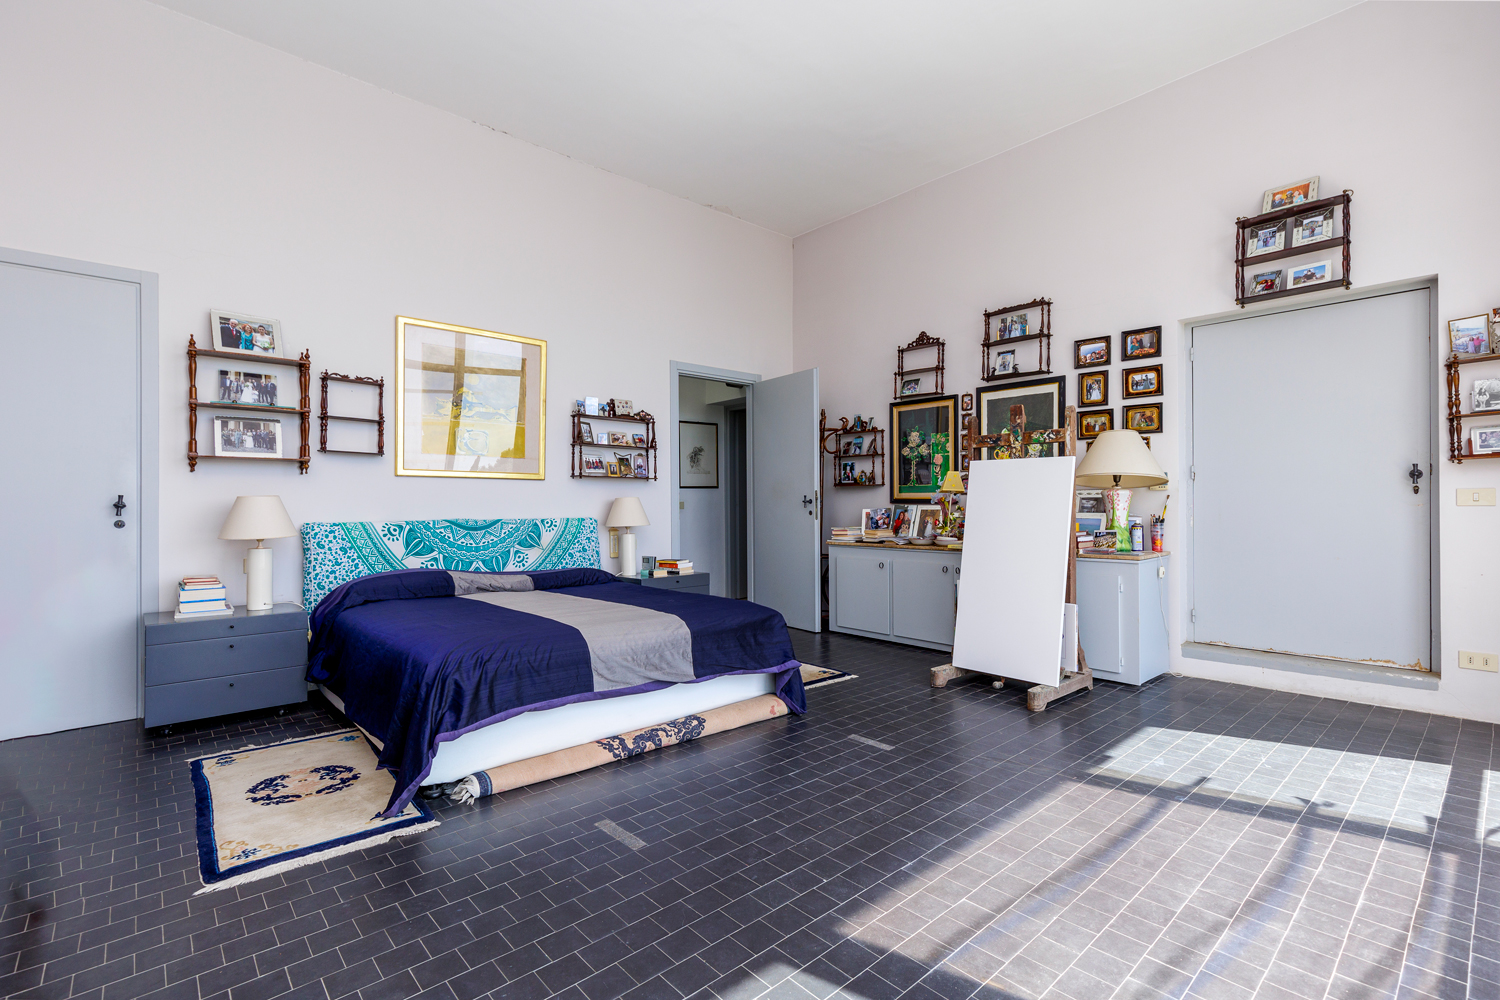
[{"x1": 301, "y1": 518, "x2": 601, "y2": 610}]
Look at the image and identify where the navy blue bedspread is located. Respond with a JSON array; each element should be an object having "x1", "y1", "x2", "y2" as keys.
[{"x1": 308, "y1": 568, "x2": 804, "y2": 815}]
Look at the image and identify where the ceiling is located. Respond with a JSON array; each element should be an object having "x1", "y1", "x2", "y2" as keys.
[{"x1": 150, "y1": 0, "x2": 1361, "y2": 236}]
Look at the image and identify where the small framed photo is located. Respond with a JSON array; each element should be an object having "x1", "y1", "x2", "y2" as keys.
[
  {"x1": 595, "y1": 431, "x2": 611, "y2": 445},
  {"x1": 582, "y1": 455, "x2": 605, "y2": 475},
  {"x1": 912, "y1": 505, "x2": 943, "y2": 539},
  {"x1": 990, "y1": 351, "x2": 1016, "y2": 377},
  {"x1": 1074, "y1": 337, "x2": 1110, "y2": 369},
  {"x1": 1078, "y1": 408, "x2": 1113, "y2": 440},
  {"x1": 993, "y1": 313, "x2": 1029, "y2": 340},
  {"x1": 614, "y1": 452, "x2": 636, "y2": 476},
  {"x1": 1124, "y1": 402, "x2": 1163, "y2": 435},
  {"x1": 577, "y1": 420, "x2": 593, "y2": 442},
  {"x1": 1473, "y1": 426, "x2": 1500, "y2": 455},
  {"x1": 900, "y1": 377, "x2": 923, "y2": 396},
  {"x1": 609, "y1": 431, "x2": 629, "y2": 445},
  {"x1": 1472, "y1": 378, "x2": 1500, "y2": 412},
  {"x1": 1291, "y1": 208, "x2": 1335, "y2": 247},
  {"x1": 1262, "y1": 176, "x2": 1319, "y2": 213},
  {"x1": 632, "y1": 453, "x2": 649, "y2": 477},
  {"x1": 585, "y1": 397, "x2": 600, "y2": 416},
  {"x1": 212, "y1": 415, "x2": 283, "y2": 458},
  {"x1": 1249, "y1": 269, "x2": 1284, "y2": 295},
  {"x1": 839, "y1": 460, "x2": 856, "y2": 484},
  {"x1": 1122, "y1": 364, "x2": 1162, "y2": 399},
  {"x1": 611, "y1": 399, "x2": 634, "y2": 416},
  {"x1": 1244, "y1": 220, "x2": 1285, "y2": 258},
  {"x1": 632, "y1": 432, "x2": 647, "y2": 447},
  {"x1": 862, "y1": 507, "x2": 893, "y2": 533},
  {"x1": 1449, "y1": 315, "x2": 1491, "y2": 356},
  {"x1": 215, "y1": 369, "x2": 281, "y2": 407},
  {"x1": 209, "y1": 310, "x2": 282, "y2": 357},
  {"x1": 606, "y1": 460, "x2": 621, "y2": 477},
  {"x1": 1288, "y1": 260, "x2": 1332, "y2": 289},
  {"x1": 1079, "y1": 371, "x2": 1108, "y2": 407},
  {"x1": 961, "y1": 393, "x2": 973, "y2": 412},
  {"x1": 1076, "y1": 489, "x2": 1105, "y2": 514},
  {"x1": 1075, "y1": 513, "x2": 1107, "y2": 535},
  {"x1": 1121, "y1": 326, "x2": 1161, "y2": 360}
]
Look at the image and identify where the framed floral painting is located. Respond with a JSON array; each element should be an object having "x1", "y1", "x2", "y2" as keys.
[{"x1": 890, "y1": 395, "x2": 957, "y2": 503}]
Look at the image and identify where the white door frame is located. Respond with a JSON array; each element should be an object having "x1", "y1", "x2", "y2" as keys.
[
  {"x1": 669, "y1": 362, "x2": 761, "y2": 591},
  {"x1": 1180, "y1": 275, "x2": 1440, "y2": 678},
  {"x1": 1, "y1": 246, "x2": 160, "y2": 717}
]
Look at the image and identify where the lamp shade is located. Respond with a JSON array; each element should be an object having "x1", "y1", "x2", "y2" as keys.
[
  {"x1": 605, "y1": 497, "x2": 650, "y2": 528},
  {"x1": 1074, "y1": 430, "x2": 1168, "y2": 488},
  {"x1": 218, "y1": 495, "x2": 296, "y2": 540},
  {"x1": 939, "y1": 470, "x2": 966, "y2": 493}
]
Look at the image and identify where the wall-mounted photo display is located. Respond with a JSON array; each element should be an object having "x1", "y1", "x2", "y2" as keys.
[
  {"x1": 977, "y1": 376, "x2": 1064, "y2": 460},
  {"x1": 1078, "y1": 371, "x2": 1107, "y2": 407},
  {"x1": 1120, "y1": 326, "x2": 1161, "y2": 360},
  {"x1": 1472, "y1": 379, "x2": 1500, "y2": 413},
  {"x1": 1244, "y1": 220, "x2": 1285, "y2": 258},
  {"x1": 1291, "y1": 207, "x2": 1335, "y2": 247},
  {"x1": 1077, "y1": 408, "x2": 1113, "y2": 440},
  {"x1": 1074, "y1": 336, "x2": 1110, "y2": 369},
  {"x1": 678, "y1": 420, "x2": 719, "y2": 488},
  {"x1": 213, "y1": 415, "x2": 283, "y2": 459},
  {"x1": 1262, "y1": 176, "x2": 1319, "y2": 213},
  {"x1": 1122, "y1": 364, "x2": 1162, "y2": 399},
  {"x1": 1288, "y1": 260, "x2": 1332, "y2": 289},
  {"x1": 1449, "y1": 315, "x2": 1491, "y2": 356},
  {"x1": 890, "y1": 395, "x2": 957, "y2": 503},
  {"x1": 209, "y1": 309, "x2": 282, "y2": 357},
  {"x1": 1124, "y1": 402, "x2": 1163, "y2": 435},
  {"x1": 395, "y1": 316, "x2": 546, "y2": 480}
]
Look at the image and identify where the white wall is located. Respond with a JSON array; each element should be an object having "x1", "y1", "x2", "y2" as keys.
[
  {"x1": 793, "y1": 2, "x2": 1500, "y2": 721},
  {"x1": 0, "y1": 0, "x2": 792, "y2": 609},
  {"x1": 675, "y1": 377, "x2": 744, "y2": 595}
]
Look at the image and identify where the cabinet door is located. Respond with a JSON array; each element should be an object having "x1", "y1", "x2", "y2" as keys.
[
  {"x1": 832, "y1": 548, "x2": 891, "y2": 635},
  {"x1": 1075, "y1": 561, "x2": 1123, "y2": 679},
  {"x1": 891, "y1": 553, "x2": 960, "y2": 646}
]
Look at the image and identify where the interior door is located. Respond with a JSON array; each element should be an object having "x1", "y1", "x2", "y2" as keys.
[
  {"x1": 1192, "y1": 288, "x2": 1431, "y2": 669},
  {"x1": 750, "y1": 368, "x2": 820, "y2": 631},
  {"x1": 0, "y1": 259, "x2": 141, "y2": 738}
]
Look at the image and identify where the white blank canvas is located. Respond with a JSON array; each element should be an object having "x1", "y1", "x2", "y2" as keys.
[{"x1": 951, "y1": 457, "x2": 1076, "y2": 687}]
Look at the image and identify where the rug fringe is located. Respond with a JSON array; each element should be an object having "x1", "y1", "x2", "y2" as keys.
[
  {"x1": 193, "y1": 819, "x2": 440, "y2": 894},
  {"x1": 805, "y1": 672, "x2": 858, "y2": 689}
]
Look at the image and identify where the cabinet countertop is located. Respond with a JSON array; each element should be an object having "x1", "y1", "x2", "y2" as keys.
[
  {"x1": 828, "y1": 539, "x2": 962, "y2": 552},
  {"x1": 1077, "y1": 549, "x2": 1170, "y2": 561}
]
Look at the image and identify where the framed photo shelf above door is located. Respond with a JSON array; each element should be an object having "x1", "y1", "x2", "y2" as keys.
[
  {"x1": 1235, "y1": 189, "x2": 1351, "y2": 307},
  {"x1": 893, "y1": 331, "x2": 945, "y2": 399},
  {"x1": 981, "y1": 298, "x2": 1052, "y2": 382}
]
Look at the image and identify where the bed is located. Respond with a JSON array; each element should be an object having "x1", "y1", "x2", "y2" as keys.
[{"x1": 301, "y1": 519, "x2": 806, "y2": 816}]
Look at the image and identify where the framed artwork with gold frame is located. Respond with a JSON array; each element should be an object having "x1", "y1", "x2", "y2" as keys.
[
  {"x1": 890, "y1": 395, "x2": 957, "y2": 502},
  {"x1": 395, "y1": 316, "x2": 546, "y2": 479},
  {"x1": 1077, "y1": 408, "x2": 1113, "y2": 440}
]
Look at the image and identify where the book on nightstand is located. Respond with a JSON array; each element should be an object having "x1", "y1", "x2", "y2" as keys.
[{"x1": 175, "y1": 576, "x2": 232, "y2": 619}]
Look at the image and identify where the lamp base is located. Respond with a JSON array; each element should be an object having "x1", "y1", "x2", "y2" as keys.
[
  {"x1": 1104, "y1": 486, "x2": 1133, "y2": 552},
  {"x1": 618, "y1": 530, "x2": 639, "y2": 577},
  {"x1": 244, "y1": 545, "x2": 273, "y2": 611}
]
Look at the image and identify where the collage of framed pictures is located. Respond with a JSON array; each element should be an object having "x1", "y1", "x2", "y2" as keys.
[
  {"x1": 890, "y1": 395, "x2": 957, "y2": 502},
  {"x1": 1061, "y1": 325, "x2": 1164, "y2": 448}
]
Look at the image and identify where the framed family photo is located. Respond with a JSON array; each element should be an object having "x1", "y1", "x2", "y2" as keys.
[
  {"x1": 1120, "y1": 326, "x2": 1161, "y2": 360},
  {"x1": 1124, "y1": 402, "x2": 1163, "y2": 434},
  {"x1": 1449, "y1": 315, "x2": 1491, "y2": 356},
  {"x1": 216, "y1": 369, "x2": 281, "y2": 407},
  {"x1": 1262, "y1": 176, "x2": 1319, "y2": 213},
  {"x1": 210, "y1": 310, "x2": 282, "y2": 357},
  {"x1": 1077, "y1": 408, "x2": 1113, "y2": 440},
  {"x1": 1074, "y1": 336, "x2": 1110, "y2": 369},
  {"x1": 1288, "y1": 260, "x2": 1332, "y2": 289},
  {"x1": 1473, "y1": 426, "x2": 1500, "y2": 455},
  {"x1": 1244, "y1": 220, "x2": 1285, "y2": 258},
  {"x1": 1078, "y1": 371, "x2": 1108, "y2": 407},
  {"x1": 678, "y1": 420, "x2": 719, "y2": 488},
  {"x1": 1122, "y1": 364, "x2": 1162, "y2": 399},
  {"x1": 213, "y1": 416, "x2": 283, "y2": 459}
]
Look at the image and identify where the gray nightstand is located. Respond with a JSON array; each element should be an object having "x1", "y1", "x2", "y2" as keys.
[
  {"x1": 143, "y1": 603, "x2": 309, "y2": 729},
  {"x1": 617, "y1": 572, "x2": 710, "y2": 595}
]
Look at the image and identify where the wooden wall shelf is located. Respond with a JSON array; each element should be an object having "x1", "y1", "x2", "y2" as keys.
[
  {"x1": 820, "y1": 411, "x2": 885, "y2": 490},
  {"x1": 319, "y1": 371, "x2": 385, "y2": 456},
  {"x1": 1235, "y1": 190, "x2": 1351, "y2": 307},
  {"x1": 570, "y1": 410, "x2": 657, "y2": 479},
  {"x1": 188, "y1": 337, "x2": 310, "y2": 473},
  {"x1": 1446, "y1": 351, "x2": 1500, "y2": 462},
  {"x1": 981, "y1": 298, "x2": 1052, "y2": 382},
  {"x1": 894, "y1": 331, "x2": 945, "y2": 399}
]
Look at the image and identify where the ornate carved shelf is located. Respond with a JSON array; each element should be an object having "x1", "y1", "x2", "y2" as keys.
[{"x1": 570, "y1": 410, "x2": 658, "y2": 479}]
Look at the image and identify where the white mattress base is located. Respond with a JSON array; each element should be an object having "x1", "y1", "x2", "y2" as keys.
[{"x1": 321, "y1": 671, "x2": 777, "y2": 785}]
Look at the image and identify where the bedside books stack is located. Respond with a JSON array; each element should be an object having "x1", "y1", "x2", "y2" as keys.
[
  {"x1": 656, "y1": 559, "x2": 694, "y2": 575},
  {"x1": 176, "y1": 576, "x2": 232, "y2": 619}
]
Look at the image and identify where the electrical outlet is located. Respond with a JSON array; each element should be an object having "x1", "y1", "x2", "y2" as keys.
[
  {"x1": 1459, "y1": 650, "x2": 1498, "y2": 672},
  {"x1": 1457, "y1": 488, "x2": 1496, "y2": 506}
]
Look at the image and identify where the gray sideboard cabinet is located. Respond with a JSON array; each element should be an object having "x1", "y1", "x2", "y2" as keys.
[
  {"x1": 142, "y1": 603, "x2": 309, "y2": 729},
  {"x1": 828, "y1": 541, "x2": 961, "y2": 651},
  {"x1": 1075, "y1": 550, "x2": 1171, "y2": 685}
]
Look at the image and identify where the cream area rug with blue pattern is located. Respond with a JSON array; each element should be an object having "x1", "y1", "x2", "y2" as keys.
[{"x1": 191, "y1": 731, "x2": 438, "y2": 893}]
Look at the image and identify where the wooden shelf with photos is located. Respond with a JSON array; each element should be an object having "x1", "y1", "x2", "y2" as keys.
[
  {"x1": 893, "y1": 331, "x2": 945, "y2": 400},
  {"x1": 1235, "y1": 188, "x2": 1351, "y2": 308},
  {"x1": 1445, "y1": 314, "x2": 1500, "y2": 463},
  {"x1": 319, "y1": 371, "x2": 385, "y2": 457},
  {"x1": 188, "y1": 334, "x2": 311, "y2": 473},
  {"x1": 980, "y1": 298, "x2": 1052, "y2": 382},
  {"x1": 820, "y1": 411, "x2": 885, "y2": 489},
  {"x1": 569, "y1": 404, "x2": 658, "y2": 480}
]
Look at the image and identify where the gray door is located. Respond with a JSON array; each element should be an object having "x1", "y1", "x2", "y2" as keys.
[
  {"x1": 0, "y1": 260, "x2": 142, "y2": 738},
  {"x1": 750, "y1": 368, "x2": 820, "y2": 631},
  {"x1": 1191, "y1": 289, "x2": 1431, "y2": 669}
]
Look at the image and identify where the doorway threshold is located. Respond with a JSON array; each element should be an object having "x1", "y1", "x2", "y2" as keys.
[{"x1": 1181, "y1": 642, "x2": 1439, "y2": 690}]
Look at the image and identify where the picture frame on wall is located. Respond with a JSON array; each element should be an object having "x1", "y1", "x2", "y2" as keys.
[
  {"x1": 395, "y1": 316, "x2": 546, "y2": 480},
  {"x1": 1077, "y1": 408, "x2": 1113, "y2": 440},
  {"x1": 216, "y1": 369, "x2": 281, "y2": 407},
  {"x1": 1124, "y1": 402, "x2": 1163, "y2": 434},
  {"x1": 900, "y1": 377, "x2": 923, "y2": 396},
  {"x1": 977, "y1": 376, "x2": 1065, "y2": 460},
  {"x1": 577, "y1": 420, "x2": 593, "y2": 443},
  {"x1": 1472, "y1": 379, "x2": 1500, "y2": 413},
  {"x1": 678, "y1": 420, "x2": 719, "y2": 488},
  {"x1": 1074, "y1": 337, "x2": 1110, "y2": 369},
  {"x1": 1262, "y1": 176, "x2": 1319, "y2": 213},
  {"x1": 209, "y1": 309, "x2": 283, "y2": 358},
  {"x1": 582, "y1": 454, "x2": 605, "y2": 475},
  {"x1": 990, "y1": 351, "x2": 1016, "y2": 377},
  {"x1": 1448, "y1": 315, "x2": 1491, "y2": 356},
  {"x1": 1078, "y1": 371, "x2": 1108, "y2": 407},
  {"x1": 1122, "y1": 364, "x2": 1162, "y2": 399},
  {"x1": 212, "y1": 415, "x2": 283, "y2": 459},
  {"x1": 1244, "y1": 220, "x2": 1285, "y2": 258},
  {"x1": 960, "y1": 393, "x2": 973, "y2": 412},
  {"x1": 1249, "y1": 268, "x2": 1284, "y2": 296},
  {"x1": 1120, "y1": 326, "x2": 1161, "y2": 360},
  {"x1": 890, "y1": 395, "x2": 957, "y2": 503},
  {"x1": 1291, "y1": 208, "x2": 1335, "y2": 247}
]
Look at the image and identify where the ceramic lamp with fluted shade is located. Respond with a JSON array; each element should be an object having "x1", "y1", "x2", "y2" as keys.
[
  {"x1": 219, "y1": 496, "x2": 296, "y2": 611},
  {"x1": 1073, "y1": 431, "x2": 1167, "y2": 551},
  {"x1": 606, "y1": 497, "x2": 650, "y2": 576}
]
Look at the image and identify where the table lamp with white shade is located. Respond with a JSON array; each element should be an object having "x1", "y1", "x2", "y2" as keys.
[
  {"x1": 219, "y1": 496, "x2": 296, "y2": 610},
  {"x1": 606, "y1": 497, "x2": 649, "y2": 577},
  {"x1": 1073, "y1": 431, "x2": 1167, "y2": 551}
]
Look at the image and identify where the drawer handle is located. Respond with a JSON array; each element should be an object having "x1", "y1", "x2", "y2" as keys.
[
  {"x1": 942, "y1": 566, "x2": 949, "y2": 574},
  {"x1": 228, "y1": 644, "x2": 234, "y2": 649},
  {"x1": 228, "y1": 682, "x2": 234, "y2": 688},
  {"x1": 877, "y1": 561, "x2": 884, "y2": 569}
]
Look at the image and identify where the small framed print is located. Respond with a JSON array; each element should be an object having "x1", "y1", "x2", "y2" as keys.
[
  {"x1": 209, "y1": 310, "x2": 282, "y2": 357},
  {"x1": 1078, "y1": 408, "x2": 1113, "y2": 440},
  {"x1": 577, "y1": 420, "x2": 593, "y2": 443},
  {"x1": 215, "y1": 369, "x2": 281, "y2": 407},
  {"x1": 582, "y1": 455, "x2": 605, "y2": 475},
  {"x1": 990, "y1": 351, "x2": 1016, "y2": 377},
  {"x1": 614, "y1": 452, "x2": 636, "y2": 476},
  {"x1": 1124, "y1": 402, "x2": 1163, "y2": 435},
  {"x1": 1122, "y1": 364, "x2": 1162, "y2": 399},
  {"x1": 1291, "y1": 208, "x2": 1335, "y2": 247},
  {"x1": 595, "y1": 431, "x2": 611, "y2": 445},
  {"x1": 1075, "y1": 513, "x2": 1107, "y2": 534},
  {"x1": 1473, "y1": 426, "x2": 1500, "y2": 455},
  {"x1": 900, "y1": 377, "x2": 923, "y2": 396},
  {"x1": 992, "y1": 313, "x2": 1029, "y2": 340},
  {"x1": 862, "y1": 507, "x2": 893, "y2": 533},
  {"x1": 1076, "y1": 489, "x2": 1105, "y2": 514},
  {"x1": 606, "y1": 460, "x2": 621, "y2": 477},
  {"x1": 611, "y1": 399, "x2": 633, "y2": 416},
  {"x1": 1244, "y1": 220, "x2": 1285, "y2": 258},
  {"x1": 609, "y1": 431, "x2": 629, "y2": 445},
  {"x1": 911, "y1": 505, "x2": 943, "y2": 539},
  {"x1": 1074, "y1": 336, "x2": 1110, "y2": 369},
  {"x1": 1288, "y1": 260, "x2": 1332, "y2": 289},
  {"x1": 632, "y1": 453, "x2": 649, "y2": 477},
  {"x1": 1249, "y1": 268, "x2": 1283, "y2": 295},
  {"x1": 631, "y1": 432, "x2": 647, "y2": 447},
  {"x1": 960, "y1": 393, "x2": 973, "y2": 412},
  {"x1": 1121, "y1": 326, "x2": 1161, "y2": 360},
  {"x1": 1472, "y1": 378, "x2": 1500, "y2": 412},
  {"x1": 212, "y1": 415, "x2": 283, "y2": 459},
  {"x1": 1449, "y1": 315, "x2": 1491, "y2": 356},
  {"x1": 1262, "y1": 176, "x2": 1319, "y2": 213},
  {"x1": 1078, "y1": 371, "x2": 1108, "y2": 407}
]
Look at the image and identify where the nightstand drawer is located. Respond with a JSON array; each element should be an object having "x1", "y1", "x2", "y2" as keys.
[
  {"x1": 144, "y1": 665, "x2": 307, "y2": 728},
  {"x1": 143, "y1": 604, "x2": 307, "y2": 646},
  {"x1": 145, "y1": 630, "x2": 307, "y2": 685},
  {"x1": 645, "y1": 574, "x2": 707, "y2": 591}
]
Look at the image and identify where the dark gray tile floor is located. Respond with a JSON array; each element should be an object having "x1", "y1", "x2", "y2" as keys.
[{"x1": 2, "y1": 629, "x2": 1497, "y2": 1000}]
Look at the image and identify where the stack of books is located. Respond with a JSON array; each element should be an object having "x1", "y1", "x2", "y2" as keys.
[
  {"x1": 1076, "y1": 532, "x2": 1093, "y2": 554},
  {"x1": 655, "y1": 558, "x2": 694, "y2": 576},
  {"x1": 176, "y1": 576, "x2": 232, "y2": 619},
  {"x1": 830, "y1": 527, "x2": 862, "y2": 541}
]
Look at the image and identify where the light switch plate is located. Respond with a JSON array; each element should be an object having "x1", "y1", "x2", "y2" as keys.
[
  {"x1": 1457, "y1": 488, "x2": 1496, "y2": 506},
  {"x1": 1459, "y1": 650, "x2": 1497, "y2": 672}
]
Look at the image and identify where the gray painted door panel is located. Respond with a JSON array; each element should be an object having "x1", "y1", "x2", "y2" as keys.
[{"x1": 750, "y1": 368, "x2": 820, "y2": 631}]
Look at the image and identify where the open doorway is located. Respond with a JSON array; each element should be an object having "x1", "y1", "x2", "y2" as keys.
[{"x1": 673, "y1": 372, "x2": 748, "y2": 598}]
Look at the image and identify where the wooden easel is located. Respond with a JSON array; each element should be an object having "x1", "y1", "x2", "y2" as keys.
[{"x1": 930, "y1": 403, "x2": 1095, "y2": 712}]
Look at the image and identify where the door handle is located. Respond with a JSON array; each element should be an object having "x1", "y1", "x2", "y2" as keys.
[
  {"x1": 1408, "y1": 463, "x2": 1423, "y2": 494},
  {"x1": 112, "y1": 494, "x2": 127, "y2": 528}
]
